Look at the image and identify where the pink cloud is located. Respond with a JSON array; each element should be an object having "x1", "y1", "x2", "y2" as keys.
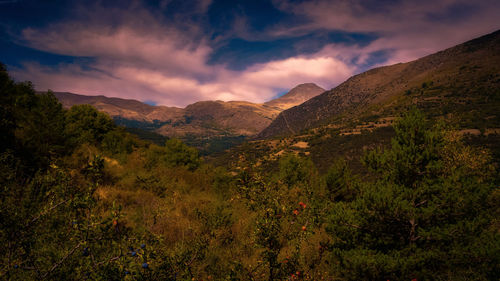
[
  {"x1": 10, "y1": 0, "x2": 499, "y2": 108},
  {"x1": 236, "y1": 56, "x2": 353, "y2": 93},
  {"x1": 21, "y1": 25, "x2": 212, "y2": 78},
  {"x1": 13, "y1": 52, "x2": 354, "y2": 107},
  {"x1": 12, "y1": 1, "x2": 355, "y2": 107},
  {"x1": 272, "y1": 0, "x2": 500, "y2": 64}
]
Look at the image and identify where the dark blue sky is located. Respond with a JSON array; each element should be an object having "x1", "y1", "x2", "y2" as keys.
[{"x1": 1, "y1": 0, "x2": 498, "y2": 106}]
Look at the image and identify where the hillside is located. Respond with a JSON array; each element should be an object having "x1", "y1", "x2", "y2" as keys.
[
  {"x1": 3, "y1": 62, "x2": 498, "y2": 280},
  {"x1": 53, "y1": 92, "x2": 184, "y2": 123},
  {"x1": 209, "y1": 30, "x2": 500, "y2": 174},
  {"x1": 54, "y1": 82, "x2": 324, "y2": 140},
  {"x1": 154, "y1": 100, "x2": 280, "y2": 137},
  {"x1": 259, "y1": 29, "x2": 500, "y2": 138}
]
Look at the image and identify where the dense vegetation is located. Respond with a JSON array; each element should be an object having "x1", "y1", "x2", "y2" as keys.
[{"x1": 1, "y1": 64, "x2": 499, "y2": 280}]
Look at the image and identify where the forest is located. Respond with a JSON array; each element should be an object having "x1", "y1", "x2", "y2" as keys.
[{"x1": 1, "y1": 63, "x2": 499, "y2": 280}]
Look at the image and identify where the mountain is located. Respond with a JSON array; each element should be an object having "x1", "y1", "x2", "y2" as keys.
[
  {"x1": 54, "y1": 92, "x2": 277, "y2": 137},
  {"x1": 207, "y1": 30, "x2": 500, "y2": 173},
  {"x1": 155, "y1": 100, "x2": 280, "y2": 137},
  {"x1": 155, "y1": 83, "x2": 324, "y2": 137},
  {"x1": 53, "y1": 82, "x2": 324, "y2": 141},
  {"x1": 259, "y1": 30, "x2": 500, "y2": 138},
  {"x1": 264, "y1": 83, "x2": 325, "y2": 110},
  {"x1": 53, "y1": 92, "x2": 183, "y2": 123}
]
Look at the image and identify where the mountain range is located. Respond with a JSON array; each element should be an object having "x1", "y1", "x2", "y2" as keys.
[
  {"x1": 207, "y1": 29, "x2": 500, "y2": 172},
  {"x1": 53, "y1": 83, "x2": 325, "y2": 139},
  {"x1": 260, "y1": 30, "x2": 500, "y2": 138},
  {"x1": 53, "y1": 30, "x2": 499, "y2": 160}
]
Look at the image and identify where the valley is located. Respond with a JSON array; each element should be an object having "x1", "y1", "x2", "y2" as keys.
[
  {"x1": 54, "y1": 83, "x2": 325, "y2": 153},
  {"x1": 2, "y1": 27, "x2": 499, "y2": 281},
  {"x1": 210, "y1": 30, "x2": 500, "y2": 174}
]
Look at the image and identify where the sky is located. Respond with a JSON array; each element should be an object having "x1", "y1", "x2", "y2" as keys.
[{"x1": 1, "y1": 0, "x2": 499, "y2": 107}]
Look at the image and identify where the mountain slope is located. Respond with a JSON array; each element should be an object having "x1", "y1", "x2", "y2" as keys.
[
  {"x1": 54, "y1": 82, "x2": 323, "y2": 139},
  {"x1": 53, "y1": 92, "x2": 184, "y2": 123},
  {"x1": 264, "y1": 83, "x2": 325, "y2": 110},
  {"x1": 53, "y1": 93, "x2": 280, "y2": 137},
  {"x1": 155, "y1": 100, "x2": 280, "y2": 137},
  {"x1": 259, "y1": 29, "x2": 500, "y2": 138}
]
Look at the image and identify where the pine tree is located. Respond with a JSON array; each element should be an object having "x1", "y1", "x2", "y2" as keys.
[{"x1": 327, "y1": 109, "x2": 499, "y2": 280}]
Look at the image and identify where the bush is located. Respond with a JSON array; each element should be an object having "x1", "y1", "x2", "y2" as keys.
[{"x1": 326, "y1": 109, "x2": 499, "y2": 280}]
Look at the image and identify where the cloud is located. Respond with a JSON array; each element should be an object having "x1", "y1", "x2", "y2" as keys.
[
  {"x1": 10, "y1": 1, "x2": 214, "y2": 106},
  {"x1": 272, "y1": 0, "x2": 500, "y2": 64},
  {"x1": 22, "y1": 26, "x2": 212, "y2": 77},
  {"x1": 239, "y1": 56, "x2": 352, "y2": 90},
  {"x1": 10, "y1": 0, "x2": 356, "y2": 107},
  {"x1": 8, "y1": 0, "x2": 500, "y2": 107},
  {"x1": 194, "y1": 55, "x2": 353, "y2": 103},
  {"x1": 273, "y1": 0, "x2": 498, "y2": 33},
  {"x1": 13, "y1": 52, "x2": 354, "y2": 107},
  {"x1": 19, "y1": 1, "x2": 213, "y2": 78}
]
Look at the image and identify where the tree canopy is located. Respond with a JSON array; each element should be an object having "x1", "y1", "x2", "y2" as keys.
[
  {"x1": 327, "y1": 109, "x2": 499, "y2": 280},
  {"x1": 1, "y1": 64, "x2": 498, "y2": 280}
]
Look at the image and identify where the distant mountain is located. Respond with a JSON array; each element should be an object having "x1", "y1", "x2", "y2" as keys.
[
  {"x1": 155, "y1": 100, "x2": 280, "y2": 137},
  {"x1": 264, "y1": 83, "x2": 325, "y2": 110},
  {"x1": 209, "y1": 30, "x2": 500, "y2": 173},
  {"x1": 53, "y1": 92, "x2": 183, "y2": 123},
  {"x1": 53, "y1": 82, "x2": 323, "y2": 140},
  {"x1": 259, "y1": 29, "x2": 500, "y2": 138}
]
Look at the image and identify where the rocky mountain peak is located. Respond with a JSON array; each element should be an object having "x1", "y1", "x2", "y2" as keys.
[{"x1": 264, "y1": 83, "x2": 325, "y2": 110}]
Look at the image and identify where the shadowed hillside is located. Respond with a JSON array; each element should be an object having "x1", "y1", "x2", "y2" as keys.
[{"x1": 259, "y1": 29, "x2": 500, "y2": 138}]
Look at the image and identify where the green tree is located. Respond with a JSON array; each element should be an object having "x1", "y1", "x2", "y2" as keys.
[
  {"x1": 279, "y1": 154, "x2": 315, "y2": 188},
  {"x1": 146, "y1": 139, "x2": 201, "y2": 171},
  {"x1": 0, "y1": 63, "x2": 17, "y2": 152},
  {"x1": 101, "y1": 128, "x2": 138, "y2": 156},
  {"x1": 65, "y1": 104, "x2": 115, "y2": 146},
  {"x1": 0, "y1": 65, "x2": 67, "y2": 173},
  {"x1": 15, "y1": 91, "x2": 67, "y2": 170},
  {"x1": 327, "y1": 109, "x2": 499, "y2": 280},
  {"x1": 163, "y1": 138, "x2": 200, "y2": 171},
  {"x1": 0, "y1": 65, "x2": 174, "y2": 280},
  {"x1": 324, "y1": 158, "x2": 357, "y2": 202}
]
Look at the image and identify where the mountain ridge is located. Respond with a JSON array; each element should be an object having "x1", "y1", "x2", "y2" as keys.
[
  {"x1": 52, "y1": 82, "x2": 325, "y2": 139},
  {"x1": 259, "y1": 29, "x2": 500, "y2": 138}
]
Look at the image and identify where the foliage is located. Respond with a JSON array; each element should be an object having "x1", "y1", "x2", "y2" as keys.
[
  {"x1": 65, "y1": 104, "x2": 115, "y2": 146},
  {"x1": 102, "y1": 128, "x2": 138, "y2": 156},
  {"x1": 1, "y1": 64, "x2": 498, "y2": 280},
  {"x1": 278, "y1": 154, "x2": 315, "y2": 188},
  {"x1": 324, "y1": 158, "x2": 358, "y2": 202},
  {"x1": 145, "y1": 139, "x2": 201, "y2": 171},
  {"x1": 163, "y1": 138, "x2": 201, "y2": 171},
  {"x1": 327, "y1": 109, "x2": 500, "y2": 280},
  {"x1": 236, "y1": 161, "x2": 319, "y2": 280}
]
